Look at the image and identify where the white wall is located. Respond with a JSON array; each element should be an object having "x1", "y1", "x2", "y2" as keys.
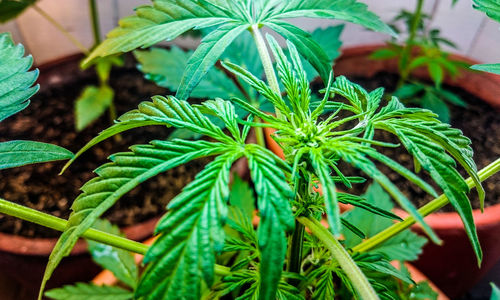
[{"x1": 1, "y1": 0, "x2": 498, "y2": 65}]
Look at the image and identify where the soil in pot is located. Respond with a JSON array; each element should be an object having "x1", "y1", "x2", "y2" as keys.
[{"x1": 0, "y1": 55, "x2": 209, "y2": 238}]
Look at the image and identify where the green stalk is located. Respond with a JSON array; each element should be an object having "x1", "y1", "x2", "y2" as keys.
[
  {"x1": 298, "y1": 216, "x2": 379, "y2": 300},
  {"x1": 0, "y1": 198, "x2": 231, "y2": 276},
  {"x1": 254, "y1": 116, "x2": 266, "y2": 147},
  {"x1": 32, "y1": 4, "x2": 89, "y2": 55},
  {"x1": 353, "y1": 157, "x2": 500, "y2": 253},
  {"x1": 89, "y1": 0, "x2": 101, "y2": 48},
  {"x1": 287, "y1": 176, "x2": 308, "y2": 280},
  {"x1": 250, "y1": 24, "x2": 282, "y2": 119},
  {"x1": 397, "y1": 0, "x2": 424, "y2": 88}
]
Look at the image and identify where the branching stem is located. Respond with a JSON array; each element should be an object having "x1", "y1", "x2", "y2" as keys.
[
  {"x1": 0, "y1": 198, "x2": 231, "y2": 276},
  {"x1": 298, "y1": 216, "x2": 379, "y2": 300},
  {"x1": 353, "y1": 157, "x2": 500, "y2": 253},
  {"x1": 89, "y1": 0, "x2": 101, "y2": 48}
]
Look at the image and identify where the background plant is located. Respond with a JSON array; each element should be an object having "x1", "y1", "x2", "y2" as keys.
[
  {"x1": 1, "y1": 1, "x2": 500, "y2": 299},
  {"x1": 0, "y1": 0, "x2": 124, "y2": 131},
  {"x1": 371, "y1": 0, "x2": 469, "y2": 123}
]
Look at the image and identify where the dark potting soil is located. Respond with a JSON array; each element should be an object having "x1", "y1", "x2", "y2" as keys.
[
  {"x1": 0, "y1": 57, "x2": 208, "y2": 238},
  {"x1": 329, "y1": 72, "x2": 500, "y2": 212}
]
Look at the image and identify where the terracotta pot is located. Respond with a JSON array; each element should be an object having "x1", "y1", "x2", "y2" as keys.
[
  {"x1": 0, "y1": 217, "x2": 159, "y2": 300},
  {"x1": 265, "y1": 45, "x2": 500, "y2": 298}
]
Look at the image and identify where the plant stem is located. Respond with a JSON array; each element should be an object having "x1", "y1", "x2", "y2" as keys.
[
  {"x1": 397, "y1": 0, "x2": 424, "y2": 88},
  {"x1": 32, "y1": 4, "x2": 89, "y2": 55},
  {"x1": 89, "y1": 0, "x2": 101, "y2": 48},
  {"x1": 353, "y1": 157, "x2": 500, "y2": 253},
  {"x1": 254, "y1": 117, "x2": 266, "y2": 147},
  {"x1": 0, "y1": 198, "x2": 232, "y2": 276},
  {"x1": 287, "y1": 176, "x2": 308, "y2": 280},
  {"x1": 250, "y1": 25, "x2": 282, "y2": 119},
  {"x1": 298, "y1": 216, "x2": 379, "y2": 300}
]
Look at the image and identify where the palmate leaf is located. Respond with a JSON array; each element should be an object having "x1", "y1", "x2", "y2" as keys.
[
  {"x1": 0, "y1": 32, "x2": 39, "y2": 122},
  {"x1": 245, "y1": 145, "x2": 295, "y2": 300},
  {"x1": 86, "y1": 0, "x2": 392, "y2": 99},
  {"x1": 87, "y1": 219, "x2": 138, "y2": 289},
  {"x1": 136, "y1": 150, "x2": 243, "y2": 300},
  {"x1": 40, "y1": 139, "x2": 228, "y2": 299},
  {"x1": 0, "y1": 140, "x2": 72, "y2": 170},
  {"x1": 45, "y1": 283, "x2": 132, "y2": 300},
  {"x1": 372, "y1": 97, "x2": 484, "y2": 262},
  {"x1": 0, "y1": 0, "x2": 36, "y2": 23}
]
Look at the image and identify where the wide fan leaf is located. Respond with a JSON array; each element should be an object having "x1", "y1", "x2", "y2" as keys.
[
  {"x1": 45, "y1": 283, "x2": 132, "y2": 300},
  {"x1": 136, "y1": 150, "x2": 243, "y2": 300},
  {"x1": 0, "y1": 140, "x2": 72, "y2": 170},
  {"x1": 245, "y1": 145, "x2": 295, "y2": 300},
  {"x1": 83, "y1": 0, "x2": 232, "y2": 66},
  {"x1": 0, "y1": 0, "x2": 36, "y2": 23},
  {"x1": 62, "y1": 95, "x2": 231, "y2": 173},
  {"x1": 0, "y1": 32, "x2": 39, "y2": 122},
  {"x1": 40, "y1": 140, "x2": 227, "y2": 298},
  {"x1": 373, "y1": 97, "x2": 483, "y2": 262}
]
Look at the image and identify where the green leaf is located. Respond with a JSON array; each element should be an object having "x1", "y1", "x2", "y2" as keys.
[
  {"x1": 343, "y1": 183, "x2": 427, "y2": 262},
  {"x1": 269, "y1": 0, "x2": 395, "y2": 36},
  {"x1": 75, "y1": 85, "x2": 114, "y2": 131},
  {"x1": 41, "y1": 140, "x2": 227, "y2": 299},
  {"x1": 310, "y1": 150, "x2": 341, "y2": 236},
  {"x1": 87, "y1": 219, "x2": 138, "y2": 289},
  {"x1": 229, "y1": 174, "x2": 255, "y2": 223},
  {"x1": 246, "y1": 145, "x2": 295, "y2": 300},
  {"x1": 176, "y1": 23, "x2": 248, "y2": 100},
  {"x1": 373, "y1": 97, "x2": 484, "y2": 263},
  {"x1": 421, "y1": 90, "x2": 450, "y2": 123},
  {"x1": 473, "y1": 0, "x2": 500, "y2": 23},
  {"x1": 134, "y1": 46, "x2": 241, "y2": 99},
  {"x1": 370, "y1": 48, "x2": 399, "y2": 60},
  {"x1": 427, "y1": 62, "x2": 444, "y2": 87},
  {"x1": 471, "y1": 63, "x2": 500, "y2": 75},
  {"x1": 61, "y1": 95, "x2": 232, "y2": 173},
  {"x1": 0, "y1": 140, "x2": 72, "y2": 170},
  {"x1": 266, "y1": 21, "x2": 331, "y2": 83},
  {"x1": 0, "y1": 0, "x2": 36, "y2": 23},
  {"x1": 45, "y1": 283, "x2": 132, "y2": 300},
  {"x1": 0, "y1": 32, "x2": 39, "y2": 122},
  {"x1": 83, "y1": 1, "x2": 232, "y2": 66},
  {"x1": 491, "y1": 283, "x2": 500, "y2": 300},
  {"x1": 136, "y1": 151, "x2": 243, "y2": 300}
]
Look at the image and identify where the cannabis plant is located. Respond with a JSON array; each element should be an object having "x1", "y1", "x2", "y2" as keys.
[
  {"x1": 1, "y1": 1, "x2": 500, "y2": 299},
  {"x1": 0, "y1": 0, "x2": 124, "y2": 131},
  {"x1": 371, "y1": 0, "x2": 468, "y2": 122}
]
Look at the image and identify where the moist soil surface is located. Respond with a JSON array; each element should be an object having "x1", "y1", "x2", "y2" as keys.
[
  {"x1": 329, "y1": 72, "x2": 500, "y2": 212},
  {"x1": 0, "y1": 56, "x2": 207, "y2": 238}
]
